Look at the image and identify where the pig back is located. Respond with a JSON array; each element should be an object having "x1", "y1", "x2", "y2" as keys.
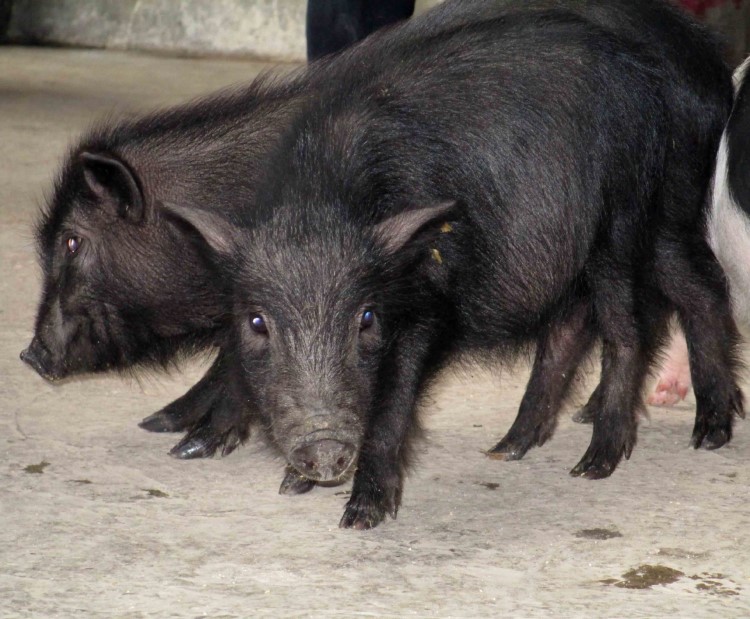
[{"x1": 266, "y1": 15, "x2": 670, "y2": 338}]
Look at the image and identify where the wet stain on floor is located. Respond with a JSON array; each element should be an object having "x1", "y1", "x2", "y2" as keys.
[
  {"x1": 575, "y1": 528, "x2": 622, "y2": 540},
  {"x1": 689, "y1": 573, "x2": 741, "y2": 597},
  {"x1": 601, "y1": 566, "x2": 741, "y2": 596},
  {"x1": 602, "y1": 565, "x2": 684, "y2": 589},
  {"x1": 24, "y1": 461, "x2": 50, "y2": 474}
]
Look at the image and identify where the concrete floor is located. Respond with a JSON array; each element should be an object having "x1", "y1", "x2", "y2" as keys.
[{"x1": 2, "y1": 47, "x2": 750, "y2": 618}]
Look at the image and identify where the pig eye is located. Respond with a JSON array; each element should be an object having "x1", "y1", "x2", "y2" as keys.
[
  {"x1": 66, "y1": 236, "x2": 82, "y2": 254},
  {"x1": 249, "y1": 314, "x2": 268, "y2": 335},
  {"x1": 360, "y1": 309, "x2": 375, "y2": 330}
]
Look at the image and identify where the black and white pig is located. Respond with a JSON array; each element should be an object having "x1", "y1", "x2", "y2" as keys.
[
  {"x1": 711, "y1": 58, "x2": 750, "y2": 323},
  {"x1": 173, "y1": 12, "x2": 743, "y2": 529},
  {"x1": 628, "y1": 57, "x2": 750, "y2": 409}
]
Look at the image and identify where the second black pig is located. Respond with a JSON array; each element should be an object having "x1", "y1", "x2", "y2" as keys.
[{"x1": 174, "y1": 13, "x2": 743, "y2": 528}]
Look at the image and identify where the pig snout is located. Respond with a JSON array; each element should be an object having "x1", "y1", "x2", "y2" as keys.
[
  {"x1": 20, "y1": 338, "x2": 62, "y2": 382},
  {"x1": 289, "y1": 439, "x2": 357, "y2": 482}
]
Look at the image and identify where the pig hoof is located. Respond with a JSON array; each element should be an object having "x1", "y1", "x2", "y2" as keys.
[
  {"x1": 690, "y1": 390, "x2": 741, "y2": 449},
  {"x1": 571, "y1": 407, "x2": 594, "y2": 424},
  {"x1": 731, "y1": 387, "x2": 745, "y2": 420},
  {"x1": 703, "y1": 427, "x2": 731, "y2": 450},
  {"x1": 279, "y1": 466, "x2": 316, "y2": 495},
  {"x1": 139, "y1": 394, "x2": 209, "y2": 433},
  {"x1": 169, "y1": 425, "x2": 244, "y2": 460},
  {"x1": 569, "y1": 456, "x2": 616, "y2": 480},
  {"x1": 170, "y1": 435, "x2": 216, "y2": 459},
  {"x1": 570, "y1": 437, "x2": 633, "y2": 479},
  {"x1": 139, "y1": 410, "x2": 182, "y2": 433},
  {"x1": 339, "y1": 499, "x2": 387, "y2": 530},
  {"x1": 339, "y1": 488, "x2": 399, "y2": 530},
  {"x1": 488, "y1": 418, "x2": 556, "y2": 460},
  {"x1": 690, "y1": 419, "x2": 732, "y2": 450},
  {"x1": 486, "y1": 439, "x2": 528, "y2": 461},
  {"x1": 219, "y1": 431, "x2": 243, "y2": 457}
]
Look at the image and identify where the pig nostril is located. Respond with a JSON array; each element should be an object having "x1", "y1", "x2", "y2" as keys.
[
  {"x1": 305, "y1": 461, "x2": 316, "y2": 471},
  {"x1": 337, "y1": 456, "x2": 346, "y2": 467}
]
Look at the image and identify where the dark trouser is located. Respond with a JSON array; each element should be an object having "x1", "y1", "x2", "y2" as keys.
[{"x1": 306, "y1": 0, "x2": 416, "y2": 61}]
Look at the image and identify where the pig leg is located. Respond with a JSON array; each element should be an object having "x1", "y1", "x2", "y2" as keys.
[
  {"x1": 167, "y1": 353, "x2": 253, "y2": 459},
  {"x1": 569, "y1": 342, "x2": 643, "y2": 479},
  {"x1": 139, "y1": 352, "x2": 228, "y2": 433},
  {"x1": 654, "y1": 238, "x2": 744, "y2": 449},
  {"x1": 573, "y1": 329, "x2": 687, "y2": 424},
  {"x1": 167, "y1": 403, "x2": 250, "y2": 459},
  {"x1": 574, "y1": 327, "x2": 689, "y2": 422},
  {"x1": 140, "y1": 350, "x2": 255, "y2": 459},
  {"x1": 488, "y1": 300, "x2": 595, "y2": 460},
  {"x1": 339, "y1": 328, "x2": 433, "y2": 530},
  {"x1": 647, "y1": 327, "x2": 692, "y2": 407},
  {"x1": 570, "y1": 261, "x2": 666, "y2": 479}
]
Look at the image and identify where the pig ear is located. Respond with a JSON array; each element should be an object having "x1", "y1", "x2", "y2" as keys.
[
  {"x1": 79, "y1": 152, "x2": 146, "y2": 223},
  {"x1": 373, "y1": 201, "x2": 456, "y2": 255},
  {"x1": 159, "y1": 203, "x2": 238, "y2": 258}
]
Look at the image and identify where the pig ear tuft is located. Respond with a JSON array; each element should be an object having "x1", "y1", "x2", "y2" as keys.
[
  {"x1": 160, "y1": 202, "x2": 237, "y2": 258},
  {"x1": 79, "y1": 152, "x2": 146, "y2": 223},
  {"x1": 374, "y1": 201, "x2": 456, "y2": 255}
]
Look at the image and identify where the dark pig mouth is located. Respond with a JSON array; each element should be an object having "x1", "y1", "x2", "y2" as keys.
[{"x1": 20, "y1": 339, "x2": 65, "y2": 382}]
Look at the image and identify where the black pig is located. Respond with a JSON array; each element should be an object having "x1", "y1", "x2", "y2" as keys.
[
  {"x1": 174, "y1": 12, "x2": 743, "y2": 529},
  {"x1": 21, "y1": 81, "x2": 311, "y2": 457}
]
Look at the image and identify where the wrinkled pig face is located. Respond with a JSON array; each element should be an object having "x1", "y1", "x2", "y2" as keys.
[
  {"x1": 162, "y1": 198, "x2": 453, "y2": 481},
  {"x1": 22, "y1": 151, "x2": 219, "y2": 380},
  {"x1": 212, "y1": 205, "x2": 454, "y2": 482},
  {"x1": 231, "y1": 225, "x2": 386, "y2": 482}
]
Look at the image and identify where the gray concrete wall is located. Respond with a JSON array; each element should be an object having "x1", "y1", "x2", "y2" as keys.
[{"x1": 6, "y1": 0, "x2": 443, "y2": 61}]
